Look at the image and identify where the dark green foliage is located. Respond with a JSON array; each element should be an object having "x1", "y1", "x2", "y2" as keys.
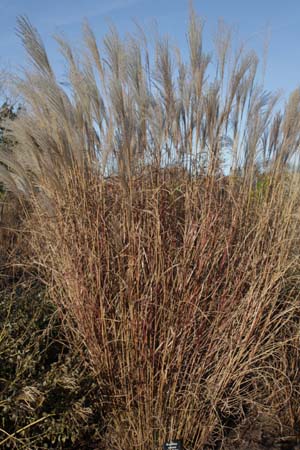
[
  {"x1": 0, "y1": 102, "x2": 18, "y2": 146},
  {"x1": 0, "y1": 102, "x2": 19, "y2": 196},
  {"x1": 0, "y1": 281, "x2": 103, "y2": 449}
]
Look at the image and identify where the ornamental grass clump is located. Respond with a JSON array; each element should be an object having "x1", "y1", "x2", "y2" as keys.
[{"x1": 1, "y1": 8, "x2": 300, "y2": 449}]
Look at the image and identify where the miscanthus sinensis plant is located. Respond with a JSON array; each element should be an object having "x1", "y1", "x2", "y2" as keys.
[{"x1": 1, "y1": 8, "x2": 300, "y2": 449}]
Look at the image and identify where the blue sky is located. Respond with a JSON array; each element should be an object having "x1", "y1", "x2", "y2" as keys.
[{"x1": 0, "y1": 0, "x2": 299, "y2": 99}]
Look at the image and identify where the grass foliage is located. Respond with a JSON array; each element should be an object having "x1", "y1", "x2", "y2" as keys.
[{"x1": 1, "y1": 7, "x2": 300, "y2": 449}]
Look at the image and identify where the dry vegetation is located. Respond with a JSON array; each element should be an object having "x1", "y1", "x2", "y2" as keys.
[{"x1": 1, "y1": 8, "x2": 300, "y2": 449}]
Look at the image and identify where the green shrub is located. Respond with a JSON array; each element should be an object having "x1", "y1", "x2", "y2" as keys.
[{"x1": 0, "y1": 280, "x2": 103, "y2": 449}]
